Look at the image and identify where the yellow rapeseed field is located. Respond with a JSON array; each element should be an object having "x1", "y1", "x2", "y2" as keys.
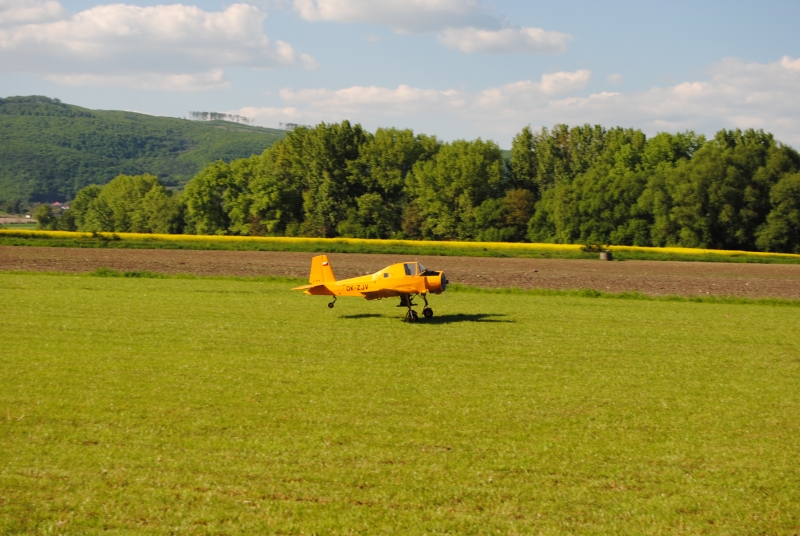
[
  {"x1": 0, "y1": 229, "x2": 583, "y2": 252},
  {"x1": 3, "y1": 229, "x2": 800, "y2": 260},
  {"x1": 606, "y1": 244, "x2": 800, "y2": 259}
]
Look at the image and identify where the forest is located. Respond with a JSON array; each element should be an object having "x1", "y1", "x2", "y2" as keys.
[{"x1": 40, "y1": 121, "x2": 800, "y2": 254}]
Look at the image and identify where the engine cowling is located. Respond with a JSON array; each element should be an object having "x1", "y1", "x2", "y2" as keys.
[{"x1": 425, "y1": 271, "x2": 448, "y2": 294}]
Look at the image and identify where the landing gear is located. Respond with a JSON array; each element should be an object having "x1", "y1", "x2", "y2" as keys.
[
  {"x1": 421, "y1": 293, "x2": 434, "y2": 318},
  {"x1": 400, "y1": 293, "x2": 433, "y2": 321},
  {"x1": 400, "y1": 294, "x2": 417, "y2": 322},
  {"x1": 328, "y1": 296, "x2": 337, "y2": 309}
]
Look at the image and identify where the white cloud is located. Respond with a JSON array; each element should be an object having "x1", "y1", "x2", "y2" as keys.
[
  {"x1": 236, "y1": 69, "x2": 588, "y2": 128},
  {"x1": 606, "y1": 73, "x2": 622, "y2": 84},
  {"x1": 236, "y1": 56, "x2": 800, "y2": 148},
  {"x1": 292, "y1": 0, "x2": 570, "y2": 54},
  {"x1": 300, "y1": 52, "x2": 320, "y2": 70},
  {"x1": 293, "y1": 0, "x2": 492, "y2": 34},
  {"x1": 0, "y1": 0, "x2": 64, "y2": 27},
  {"x1": 437, "y1": 26, "x2": 570, "y2": 54},
  {"x1": 0, "y1": 0, "x2": 314, "y2": 89},
  {"x1": 547, "y1": 56, "x2": 800, "y2": 143},
  {"x1": 539, "y1": 70, "x2": 591, "y2": 95},
  {"x1": 45, "y1": 69, "x2": 232, "y2": 91},
  {"x1": 278, "y1": 83, "x2": 458, "y2": 116}
]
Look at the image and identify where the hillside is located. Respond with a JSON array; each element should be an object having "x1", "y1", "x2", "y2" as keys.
[{"x1": 0, "y1": 96, "x2": 286, "y2": 204}]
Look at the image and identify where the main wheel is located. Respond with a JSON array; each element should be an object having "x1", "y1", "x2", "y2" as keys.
[
  {"x1": 406, "y1": 310, "x2": 419, "y2": 322},
  {"x1": 327, "y1": 302, "x2": 335, "y2": 309},
  {"x1": 422, "y1": 307, "x2": 433, "y2": 318}
]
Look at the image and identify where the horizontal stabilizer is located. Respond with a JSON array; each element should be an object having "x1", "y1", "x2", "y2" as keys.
[
  {"x1": 292, "y1": 283, "x2": 334, "y2": 296},
  {"x1": 291, "y1": 284, "x2": 315, "y2": 290}
]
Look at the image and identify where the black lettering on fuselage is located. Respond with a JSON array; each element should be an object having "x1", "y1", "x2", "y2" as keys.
[{"x1": 345, "y1": 284, "x2": 369, "y2": 292}]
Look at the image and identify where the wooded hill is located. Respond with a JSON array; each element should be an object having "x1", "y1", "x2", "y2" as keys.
[{"x1": 0, "y1": 96, "x2": 286, "y2": 208}]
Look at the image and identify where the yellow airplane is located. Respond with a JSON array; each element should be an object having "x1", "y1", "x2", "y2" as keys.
[{"x1": 292, "y1": 255, "x2": 449, "y2": 322}]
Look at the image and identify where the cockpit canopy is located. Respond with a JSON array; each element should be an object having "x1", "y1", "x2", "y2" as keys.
[{"x1": 403, "y1": 262, "x2": 430, "y2": 276}]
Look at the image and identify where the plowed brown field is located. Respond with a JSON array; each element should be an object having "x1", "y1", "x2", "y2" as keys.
[{"x1": 3, "y1": 245, "x2": 800, "y2": 299}]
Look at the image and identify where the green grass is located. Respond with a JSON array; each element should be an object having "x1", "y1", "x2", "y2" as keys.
[
  {"x1": 0, "y1": 222, "x2": 37, "y2": 230},
  {"x1": 1, "y1": 274, "x2": 799, "y2": 534},
  {"x1": 3, "y1": 231, "x2": 800, "y2": 264}
]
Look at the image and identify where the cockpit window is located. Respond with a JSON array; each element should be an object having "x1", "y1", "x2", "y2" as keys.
[
  {"x1": 404, "y1": 263, "x2": 415, "y2": 276},
  {"x1": 418, "y1": 263, "x2": 426, "y2": 272}
]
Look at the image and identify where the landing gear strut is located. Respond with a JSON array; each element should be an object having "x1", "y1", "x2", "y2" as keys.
[
  {"x1": 399, "y1": 293, "x2": 433, "y2": 322},
  {"x1": 421, "y1": 293, "x2": 434, "y2": 318},
  {"x1": 328, "y1": 296, "x2": 337, "y2": 309},
  {"x1": 399, "y1": 294, "x2": 418, "y2": 322}
]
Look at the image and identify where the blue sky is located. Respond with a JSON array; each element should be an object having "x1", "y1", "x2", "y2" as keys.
[{"x1": 2, "y1": 0, "x2": 799, "y2": 147}]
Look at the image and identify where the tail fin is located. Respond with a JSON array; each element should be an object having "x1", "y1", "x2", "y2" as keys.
[{"x1": 309, "y1": 254, "x2": 336, "y2": 285}]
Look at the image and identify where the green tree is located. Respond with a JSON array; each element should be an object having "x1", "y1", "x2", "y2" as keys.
[
  {"x1": 71, "y1": 174, "x2": 179, "y2": 233},
  {"x1": 342, "y1": 128, "x2": 440, "y2": 238},
  {"x1": 221, "y1": 158, "x2": 258, "y2": 236},
  {"x1": 183, "y1": 162, "x2": 235, "y2": 235},
  {"x1": 294, "y1": 121, "x2": 370, "y2": 237},
  {"x1": 528, "y1": 128, "x2": 649, "y2": 244},
  {"x1": 531, "y1": 124, "x2": 609, "y2": 190},
  {"x1": 89, "y1": 174, "x2": 161, "y2": 232},
  {"x1": 408, "y1": 138, "x2": 503, "y2": 240},
  {"x1": 70, "y1": 184, "x2": 102, "y2": 229},
  {"x1": 247, "y1": 143, "x2": 304, "y2": 236},
  {"x1": 401, "y1": 202, "x2": 424, "y2": 240},
  {"x1": 640, "y1": 131, "x2": 704, "y2": 171},
  {"x1": 510, "y1": 126, "x2": 537, "y2": 193},
  {"x1": 640, "y1": 129, "x2": 799, "y2": 249},
  {"x1": 501, "y1": 188, "x2": 537, "y2": 241},
  {"x1": 33, "y1": 204, "x2": 54, "y2": 229},
  {"x1": 337, "y1": 192, "x2": 399, "y2": 238},
  {"x1": 141, "y1": 186, "x2": 184, "y2": 234},
  {"x1": 755, "y1": 172, "x2": 800, "y2": 253},
  {"x1": 57, "y1": 209, "x2": 77, "y2": 231}
]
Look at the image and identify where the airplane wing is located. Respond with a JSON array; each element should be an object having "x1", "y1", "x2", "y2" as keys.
[{"x1": 362, "y1": 288, "x2": 411, "y2": 300}]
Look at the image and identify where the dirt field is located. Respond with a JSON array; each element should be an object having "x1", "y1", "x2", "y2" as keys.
[{"x1": 4, "y1": 245, "x2": 800, "y2": 299}]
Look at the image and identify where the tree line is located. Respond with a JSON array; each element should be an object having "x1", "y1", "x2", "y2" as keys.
[{"x1": 47, "y1": 121, "x2": 800, "y2": 254}]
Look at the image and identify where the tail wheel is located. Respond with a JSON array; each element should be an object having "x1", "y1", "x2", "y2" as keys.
[
  {"x1": 422, "y1": 307, "x2": 433, "y2": 318},
  {"x1": 327, "y1": 302, "x2": 335, "y2": 309}
]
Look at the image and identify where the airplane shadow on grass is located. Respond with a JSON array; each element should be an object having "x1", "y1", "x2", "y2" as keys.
[
  {"x1": 340, "y1": 313, "x2": 513, "y2": 324},
  {"x1": 424, "y1": 313, "x2": 514, "y2": 324}
]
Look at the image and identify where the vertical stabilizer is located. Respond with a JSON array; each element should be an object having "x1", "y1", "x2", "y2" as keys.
[{"x1": 309, "y1": 255, "x2": 336, "y2": 285}]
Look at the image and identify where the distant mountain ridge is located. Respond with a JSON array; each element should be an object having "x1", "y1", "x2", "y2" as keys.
[{"x1": 0, "y1": 96, "x2": 286, "y2": 205}]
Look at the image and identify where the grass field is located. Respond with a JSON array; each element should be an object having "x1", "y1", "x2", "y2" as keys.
[
  {"x1": 2, "y1": 273, "x2": 800, "y2": 534},
  {"x1": 0, "y1": 222, "x2": 36, "y2": 231}
]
